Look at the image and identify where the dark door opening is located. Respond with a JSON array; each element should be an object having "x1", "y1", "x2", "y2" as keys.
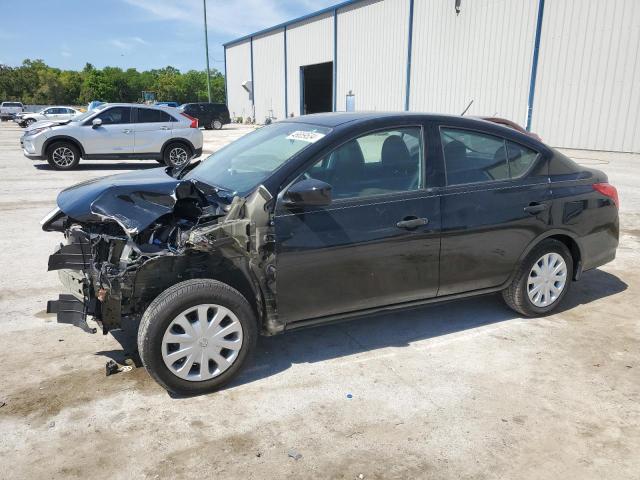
[{"x1": 300, "y1": 62, "x2": 333, "y2": 114}]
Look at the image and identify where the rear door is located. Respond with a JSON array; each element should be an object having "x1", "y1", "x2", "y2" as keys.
[
  {"x1": 436, "y1": 124, "x2": 550, "y2": 296},
  {"x1": 133, "y1": 107, "x2": 175, "y2": 154},
  {"x1": 274, "y1": 125, "x2": 442, "y2": 323},
  {"x1": 81, "y1": 106, "x2": 134, "y2": 155}
]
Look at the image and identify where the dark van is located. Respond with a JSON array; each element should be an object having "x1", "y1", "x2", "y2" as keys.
[{"x1": 179, "y1": 103, "x2": 231, "y2": 130}]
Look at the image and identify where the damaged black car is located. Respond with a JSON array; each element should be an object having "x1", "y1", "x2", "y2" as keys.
[{"x1": 43, "y1": 113, "x2": 619, "y2": 395}]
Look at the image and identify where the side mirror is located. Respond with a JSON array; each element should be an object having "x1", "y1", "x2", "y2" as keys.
[
  {"x1": 283, "y1": 178, "x2": 332, "y2": 208},
  {"x1": 92, "y1": 118, "x2": 102, "y2": 128}
]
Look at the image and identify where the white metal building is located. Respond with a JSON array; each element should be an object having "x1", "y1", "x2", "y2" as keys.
[{"x1": 224, "y1": 0, "x2": 640, "y2": 152}]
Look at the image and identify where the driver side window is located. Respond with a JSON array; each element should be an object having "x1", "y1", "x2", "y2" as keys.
[{"x1": 302, "y1": 127, "x2": 423, "y2": 200}]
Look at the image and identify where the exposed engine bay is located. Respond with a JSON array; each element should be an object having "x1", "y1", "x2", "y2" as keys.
[{"x1": 44, "y1": 171, "x2": 279, "y2": 335}]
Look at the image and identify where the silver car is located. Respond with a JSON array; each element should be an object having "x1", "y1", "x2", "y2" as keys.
[
  {"x1": 21, "y1": 103, "x2": 203, "y2": 170},
  {"x1": 17, "y1": 106, "x2": 82, "y2": 127}
]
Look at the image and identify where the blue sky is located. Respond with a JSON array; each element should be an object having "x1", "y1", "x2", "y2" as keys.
[{"x1": 0, "y1": 0, "x2": 338, "y2": 73}]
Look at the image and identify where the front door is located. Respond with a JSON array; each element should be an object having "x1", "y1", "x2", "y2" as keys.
[
  {"x1": 82, "y1": 106, "x2": 134, "y2": 155},
  {"x1": 274, "y1": 126, "x2": 441, "y2": 324},
  {"x1": 436, "y1": 125, "x2": 551, "y2": 296}
]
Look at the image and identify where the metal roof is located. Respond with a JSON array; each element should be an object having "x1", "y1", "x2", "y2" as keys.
[{"x1": 222, "y1": 0, "x2": 365, "y2": 47}]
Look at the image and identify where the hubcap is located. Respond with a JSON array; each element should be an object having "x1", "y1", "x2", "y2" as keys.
[
  {"x1": 527, "y1": 252, "x2": 567, "y2": 307},
  {"x1": 169, "y1": 147, "x2": 188, "y2": 167},
  {"x1": 213, "y1": 120, "x2": 222, "y2": 129},
  {"x1": 52, "y1": 146, "x2": 75, "y2": 167},
  {"x1": 161, "y1": 304, "x2": 243, "y2": 382}
]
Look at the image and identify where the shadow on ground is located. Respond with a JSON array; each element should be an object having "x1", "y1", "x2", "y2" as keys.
[
  {"x1": 35, "y1": 161, "x2": 159, "y2": 171},
  {"x1": 100, "y1": 268, "x2": 627, "y2": 396}
]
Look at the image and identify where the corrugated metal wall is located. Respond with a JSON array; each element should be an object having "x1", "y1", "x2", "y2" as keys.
[
  {"x1": 336, "y1": 0, "x2": 409, "y2": 111},
  {"x1": 286, "y1": 13, "x2": 334, "y2": 117},
  {"x1": 224, "y1": 0, "x2": 640, "y2": 152},
  {"x1": 410, "y1": 0, "x2": 538, "y2": 123},
  {"x1": 253, "y1": 29, "x2": 285, "y2": 122},
  {"x1": 225, "y1": 39, "x2": 253, "y2": 121},
  {"x1": 531, "y1": 0, "x2": 640, "y2": 152}
]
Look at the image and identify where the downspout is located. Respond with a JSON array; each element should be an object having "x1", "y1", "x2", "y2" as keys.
[{"x1": 526, "y1": 0, "x2": 545, "y2": 131}]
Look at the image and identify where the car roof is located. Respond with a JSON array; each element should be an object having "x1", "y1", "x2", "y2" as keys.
[
  {"x1": 281, "y1": 111, "x2": 501, "y2": 128},
  {"x1": 100, "y1": 102, "x2": 175, "y2": 110}
]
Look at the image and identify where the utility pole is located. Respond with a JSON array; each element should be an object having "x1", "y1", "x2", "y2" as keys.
[{"x1": 203, "y1": 0, "x2": 212, "y2": 102}]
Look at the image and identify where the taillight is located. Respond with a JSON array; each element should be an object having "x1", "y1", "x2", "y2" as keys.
[
  {"x1": 593, "y1": 183, "x2": 619, "y2": 208},
  {"x1": 180, "y1": 112, "x2": 198, "y2": 128}
]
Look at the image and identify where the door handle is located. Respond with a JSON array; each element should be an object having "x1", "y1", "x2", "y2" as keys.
[
  {"x1": 122, "y1": 129, "x2": 133, "y2": 134},
  {"x1": 524, "y1": 203, "x2": 548, "y2": 215},
  {"x1": 396, "y1": 216, "x2": 429, "y2": 230}
]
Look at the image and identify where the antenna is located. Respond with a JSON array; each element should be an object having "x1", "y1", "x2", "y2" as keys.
[{"x1": 461, "y1": 99, "x2": 474, "y2": 116}]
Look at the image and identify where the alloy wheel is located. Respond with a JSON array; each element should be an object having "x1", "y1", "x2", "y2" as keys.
[
  {"x1": 169, "y1": 147, "x2": 188, "y2": 167},
  {"x1": 212, "y1": 120, "x2": 222, "y2": 130},
  {"x1": 527, "y1": 252, "x2": 567, "y2": 307},
  {"x1": 51, "y1": 146, "x2": 76, "y2": 167},
  {"x1": 161, "y1": 304, "x2": 244, "y2": 381}
]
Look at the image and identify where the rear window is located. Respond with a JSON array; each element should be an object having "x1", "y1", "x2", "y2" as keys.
[
  {"x1": 2, "y1": 102, "x2": 22, "y2": 108},
  {"x1": 137, "y1": 108, "x2": 175, "y2": 123}
]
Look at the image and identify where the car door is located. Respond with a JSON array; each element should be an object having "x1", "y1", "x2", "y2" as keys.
[
  {"x1": 436, "y1": 124, "x2": 550, "y2": 296},
  {"x1": 81, "y1": 106, "x2": 134, "y2": 155},
  {"x1": 41, "y1": 107, "x2": 57, "y2": 120},
  {"x1": 133, "y1": 107, "x2": 175, "y2": 154},
  {"x1": 274, "y1": 125, "x2": 442, "y2": 324}
]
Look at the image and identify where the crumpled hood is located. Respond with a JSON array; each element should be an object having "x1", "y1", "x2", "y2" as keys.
[{"x1": 56, "y1": 167, "x2": 211, "y2": 235}]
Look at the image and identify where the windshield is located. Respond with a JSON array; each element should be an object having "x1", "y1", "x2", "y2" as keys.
[
  {"x1": 186, "y1": 122, "x2": 331, "y2": 196},
  {"x1": 70, "y1": 104, "x2": 107, "y2": 123}
]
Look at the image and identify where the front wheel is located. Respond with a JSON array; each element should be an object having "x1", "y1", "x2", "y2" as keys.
[
  {"x1": 502, "y1": 239, "x2": 573, "y2": 316},
  {"x1": 137, "y1": 279, "x2": 258, "y2": 395},
  {"x1": 46, "y1": 141, "x2": 81, "y2": 170}
]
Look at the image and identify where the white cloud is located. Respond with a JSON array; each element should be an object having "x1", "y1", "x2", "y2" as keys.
[
  {"x1": 122, "y1": 0, "x2": 335, "y2": 38},
  {"x1": 109, "y1": 37, "x2": 151, "y2": 51}
]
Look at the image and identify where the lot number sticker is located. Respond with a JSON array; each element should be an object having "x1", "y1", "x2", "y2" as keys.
[{"x1": 286, "y1": 131, "x2": 325, "y2": 143}]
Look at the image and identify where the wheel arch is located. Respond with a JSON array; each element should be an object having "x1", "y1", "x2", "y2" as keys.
[
  {"x1": 161, "y1": 138, "x2": 196, "y2": 158},
  {"x1": 513, "y1": 230, "x2": 584, "y2": 282},
  {"x1": 128, "y1": 253, "x2": 263, "y2": 327},
  {"x1": 43, "y1": 135, "x2": 86, "y2": 157}
]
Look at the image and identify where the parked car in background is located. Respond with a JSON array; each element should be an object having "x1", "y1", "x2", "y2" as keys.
[
  {"x1": 17, "y1": 106, "x2": 82, "y2": 127},
  {"x1": 87, "y1": 100, "x2": 105, "y2": 111},
  {"x1": 179, "y1": 102, "x2": 230, "y2": 130},
  {"x1": 41, "y1": 112, "x2": 619, "y2": 394},
  {"x1": 1, "y1": 101, "x2": 24, "y2": 121},
  {"x1": 156, "y1": 101, "x2": 179, "y2": 108},
  {"x1": 21, "y1": 103, "x2": 202, "y2": 170}
]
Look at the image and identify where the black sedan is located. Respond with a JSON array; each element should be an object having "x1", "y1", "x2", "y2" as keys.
[{"x1": 42, "y1": 112, "x2": 619, "y2": 394}]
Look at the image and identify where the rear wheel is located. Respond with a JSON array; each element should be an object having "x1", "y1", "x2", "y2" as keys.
[
  {"x1": 163, "y1": 142, "x2": 191, "y2": 168},
  {"x1": 46, "y1": 141, "x2": 81, "y2": 170},
  {"x1": 137, "y1": 279, "x2": 258, "y2": 395},
  {"x1": 502, "y1": 239, "x2": 573, "y2": 316},
  {"x1": 211, "y1": 119, "x2": 223, "y2": 130}
]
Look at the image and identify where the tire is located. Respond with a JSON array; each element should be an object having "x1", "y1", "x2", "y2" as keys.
[
  {"x1": 502, "y1": 239, "x2": 573, "y2": 317},
  {"x1": 211, "y1": 119, "x2": 223, "y2": 130},
  {"x1": 25, "y1": 118, "x2": 36, "y2": 127},
  {"x1": 163, "y1": 142, "x2": 191, "y2": 168},
  {"x1": 46, "y1": 141, "x2": 81, "y2": 170},
  {"x1": 137, "y1": 279, "x2": 258, "y2": 395}
]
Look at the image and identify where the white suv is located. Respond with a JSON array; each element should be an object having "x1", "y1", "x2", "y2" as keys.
[{"x1": 21, "y1": 103, "x2": 203, "y2": 170}]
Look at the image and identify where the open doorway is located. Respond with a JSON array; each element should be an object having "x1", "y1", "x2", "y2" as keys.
[{"x1": 300, "y1": 62, "x2": 333, "y2": 114}]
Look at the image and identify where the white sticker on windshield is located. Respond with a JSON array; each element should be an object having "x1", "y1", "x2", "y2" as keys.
[{"x1": 286, "y1": 131, "x2": 325, "y2": 143}]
